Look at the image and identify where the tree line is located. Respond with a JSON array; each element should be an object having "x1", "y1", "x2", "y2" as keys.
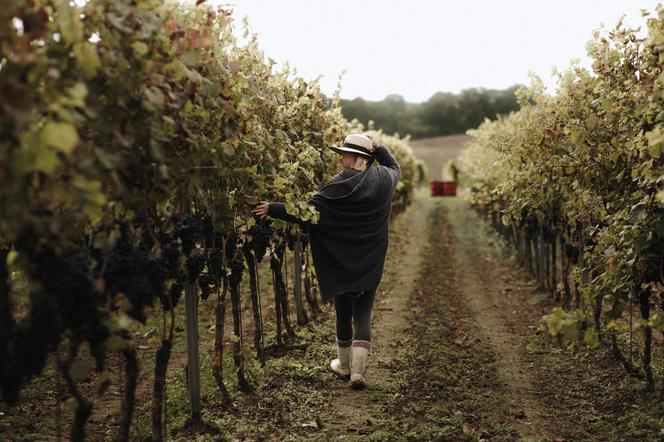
[{"x1": 340, "y1": 86, "x2": 521, "y2": 139}]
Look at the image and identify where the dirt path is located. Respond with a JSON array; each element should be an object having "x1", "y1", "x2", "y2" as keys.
[
  {"x1": 308, "y1": 190, "x2": 561, "y2": 440},
  {"x1": 441, "y1": 198, "x2": 556, "y2": 440},
  {"x1": 312, "y1": 188, "x2": 599, "y2": 441}
]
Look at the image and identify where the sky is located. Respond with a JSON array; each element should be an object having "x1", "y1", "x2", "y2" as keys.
[{"x1": 208, "y1": 1, "x2": 663, "y2": 102}]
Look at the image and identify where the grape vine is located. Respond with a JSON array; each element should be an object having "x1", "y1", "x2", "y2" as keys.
[
  {"x1": 0, "y1": 0, "x2": 418, "y2": 438},
  {"x1": 458, "y1": 6, "x2": 664, "y2": 392}
]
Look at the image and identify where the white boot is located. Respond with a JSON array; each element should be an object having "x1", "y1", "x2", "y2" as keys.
[
  {"x1": 329, "y1": 345, "x2": 351, "y2": 379},
  {"x1": 350, "y1": 344, "x2": 369, "y2": 390}
]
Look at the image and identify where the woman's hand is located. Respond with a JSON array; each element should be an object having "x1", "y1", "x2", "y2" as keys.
[
  {"x1": 363, "y1": 133, "x2": 380, "y2": 151},
  {"x1": 251, "y1": 201, "x2": 270, "y2": 218}
]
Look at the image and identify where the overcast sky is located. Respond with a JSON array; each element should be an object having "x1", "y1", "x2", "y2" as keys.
[{"x1": 209, "y1": 1, "x2": 662, "y2": 102}]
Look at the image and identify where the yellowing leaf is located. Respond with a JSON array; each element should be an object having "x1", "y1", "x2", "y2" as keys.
[
  {"x1": 646, "y1": 127, "x2": 664, "y2": 158},
  {"x1": 656, "y1": 189, "x2": 664, "y2": 202},
  {"x1": 56, "y1": 5, "x2": 83, "y2": 45},
  {"x1": 33, "y1": 149, "x2": 60, "y2": 173},
  {"x1": 41, "y1": 122, "x2": 80, "y2": 154},
  {"x1": 74, "y1": 42, "x2": 101, "y2": 79},
  {"x1": 131, "y1": 41, "x2": 149, "y2": 58},
  {"x1": 165, "y1": 60, "x2": 186, "y2": 81},
  {"x1": 6, "y1": 250, "x2": 18, "y2": 266},
  {"x1": 64, "y1": 83, "x2": 89, "y2": 107}
]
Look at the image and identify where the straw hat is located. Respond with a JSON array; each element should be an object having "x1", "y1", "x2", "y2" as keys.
[{"x1": 329, "y1": 134, "x2": 375, "y2": 158}]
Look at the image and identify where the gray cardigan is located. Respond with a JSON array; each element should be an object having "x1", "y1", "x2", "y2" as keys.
[{"x1": 268, "y1": 144, "x2": 400, "y2": 302}]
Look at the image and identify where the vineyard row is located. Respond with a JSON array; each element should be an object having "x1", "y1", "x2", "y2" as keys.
[
  {"x1": 0, "y1": 0, "x2": 420, "y2": 440},
  {"x1": 458, "y1": 6, "x2": 664, "y2": 392}
]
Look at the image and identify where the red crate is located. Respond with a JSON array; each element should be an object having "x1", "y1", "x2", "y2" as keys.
[
  {"x1": 430, "y1": 181, "x2": 443, "y2": 196},
  {"x1": 442, "y1": 181, "x2": 456, "y2": 196},
  {"x1": 430, "y1": 180, "x2": 456, "y2": 197}
]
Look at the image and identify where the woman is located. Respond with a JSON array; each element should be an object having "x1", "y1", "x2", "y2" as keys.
[{"x1": 251, "y1": 133, "x2": 400, "y2": 389}]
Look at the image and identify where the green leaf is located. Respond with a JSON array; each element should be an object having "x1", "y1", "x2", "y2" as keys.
[
  {"x1": 32, "y1": 149, "x2": 60, "y2": 173},
  {"x1": 6, "y1": 250, "x2": 18, "y2": 266},
  {"x1": 585, "y1": 114, "x2": 598, "y2": 130},
  {"x1": 41, "y1": 122, "x2": 80, "y2": 154},
  {"x1": 17, "y1": 131, "x2": 59, "y2": 173},
  {"x1": 583, "y1": 328, "x2": 599, "y2": 348},
  {"x1": 68, "y1": 83, "x2": 89, "y2": 107},
  {"x1": 656, "y1": 189, "x2": 664, "y2": 202},
  {"x1": 646, "y1": 127, "x2": 664, "y2": 158},
  {"x1": 92, "y1": 227, "x2": 120, "y2": 254},
  {"x1": 165, "y1": 60, "x2": 187, "y2": 81},
  {"x1": 74, "y1": 43, "x2": 101, "y2": 79},
  {"x1": 180, "y1": 50, "x2": 200, "y2": 66},
  {"x1": 142, "y1": 86, "x2": 165, "y2": 111},
  {"x1": 56, "y1": 5, "x2": 83, "y2": 45},
  {"x1": 94, "y1": 147, "x2": 120, "y2": 169},
  {"x1": 131, "y1": 41, "x2": 149, "y2": 58}
]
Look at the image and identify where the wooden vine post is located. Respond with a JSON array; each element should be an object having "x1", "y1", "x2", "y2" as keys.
[
  {"x1": 293, "y1": 231, "x2": 305, "y2": 326},
  {"x1": 184, "y1": 283, "x2": 202, "y2": 422},
  {"x1": 538, "y1": 232, "x2": 547, "y2": 290},
  {"x1": 183, "y1": 200, "x2": 201, "y2": 424}
]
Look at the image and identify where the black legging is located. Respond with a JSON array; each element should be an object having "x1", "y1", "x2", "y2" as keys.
[{"x1": 334, "y1": 287, "x2": 377, "y2": 346}]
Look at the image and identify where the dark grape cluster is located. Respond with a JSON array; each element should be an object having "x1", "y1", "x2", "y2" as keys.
[
  {"x1": 146, "y1": 256, "x2": 169, "y2": 304},
  {"x1": 229, "y1": 253, "x2": 244, "y2": 287},
  {"x1": 161, "y1": 237, "x2": 181, "y2": 276},
  {"x1": 541, "y1": 225, "x2": 555, "y2": 242},
  {"x1": 564, "y1": 243, "x2": 579, "y2": 263},
  {"x1": 101, "y1": 222, "x2": 156, "y2": 323},
  {"x1": 246, "y1": 218, "x2": 272, "y2": 263},
  {"x1": 199, "y1": 242, "x2": 224, "y2": 301},
  {"x1": 186, "y1": 253, "x2": 206, "y2": 284},
  {"x1": 157, "y1": 230, "x2": 184, "y2": 310},
  {"x1": 286, "y1": 229, "x2": 296, "y2": 251},
  {"x1": 141, "y1": 225, "x2": 156, "y2": 251},
  {"x1": 202, "y1": 216, "x2": 215, "y2": 249},
  {"x1": 525, "y1": 215, "x2": 538, "y2": 238},
  {"x1": 198, "y1": 273, "x2": 216, "y2": 300},
  {"x1": 182, "y1": 216, "x2": 240, "y2": 300},
  {"x1": 225, "y1": 231, "x2": 238, "y2": 260},
  {"x1": 2, "y1": 230, "x2": 110, "y2": 405},
  {"x1": 168, "y1": 281, "x2": 185, "y2": 308},
  {"x1": 174, "y1": 215, "x2": 196, "y2": 255},
  {"x1": 207, "y1": 238, "x2": 224, "y2": 281}
]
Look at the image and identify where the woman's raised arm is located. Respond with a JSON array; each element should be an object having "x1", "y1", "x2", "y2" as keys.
[
  {"x1": 252, "y1": 201, "x2": 307, "y2": 225},
  {"x1": 364, "y1": 134, "x2": 400, "y2": 186}
]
